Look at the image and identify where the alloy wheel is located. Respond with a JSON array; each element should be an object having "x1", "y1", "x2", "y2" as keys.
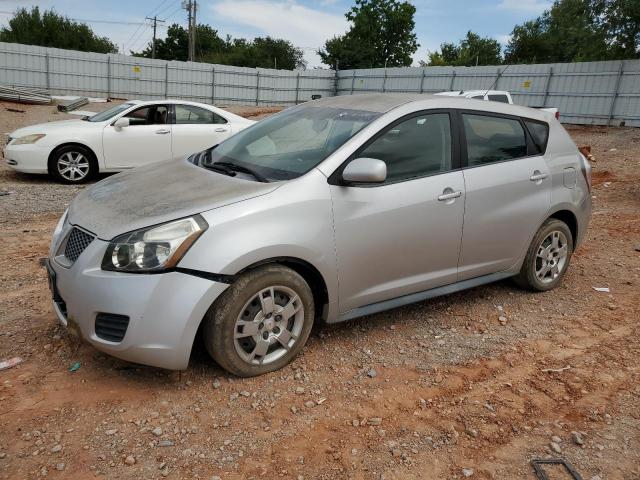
[
  {"x1": 534, "y1": 230, "x2": 569, "y2": 284},
  {"x1": 57, "y1": 151, "x2": 90, "y2": 182},
  {"x1": 233, "y1": 285, "x2": 304, "y2": 365}
]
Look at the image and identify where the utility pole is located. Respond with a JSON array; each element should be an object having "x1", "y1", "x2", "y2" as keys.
[
  {"x1": 192, "y1": 0, "x2": 197, "y2": 61},
  {"x1": 145, "y1": 15, "x2": 165, "y2": 59},
  {"x1": 182, "y1": 0, "x2": 197, "y2": 61}
]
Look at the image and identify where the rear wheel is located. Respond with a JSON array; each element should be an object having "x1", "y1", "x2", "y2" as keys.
[
  {"x1": 49, "y1": 145, "x2": 97, "y2": 184},
  {"x1": 514, "y1": 218, "x2": 573, "y2": 291},
  {"x1": 203, "y1": 265, "x2": 315, "y2": 377}
]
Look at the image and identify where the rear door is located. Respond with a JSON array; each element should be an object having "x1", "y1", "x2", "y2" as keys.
[
  {"x1": 102, "y1": 104, "x2": 171, "y2": 169},
  {"x1": 171, "y1": 104, "x2": 231, "y2": 159},
  {"x1": 457, "y1": 111, "x2": 551, "y2": 280},
  {"x1": 330, "y1": 111, "x2": 466, "y2": 313}
]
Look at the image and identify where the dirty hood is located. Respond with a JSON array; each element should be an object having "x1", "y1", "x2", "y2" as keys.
[{"x1": 68, "y1": 159, "x2": 279, "y2": 240}]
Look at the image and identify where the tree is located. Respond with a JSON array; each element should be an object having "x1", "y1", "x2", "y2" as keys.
[
  {"x1": 505, "y1": 0, "x2": 639, "y2": 63},
  {"x1": 318, "y1": 0, "x2": 419, "y2": 69},
  {"x1": 422, "y1": 31, "x2": 501, "y2": 66},
  {"x1": 135, "y1": 25, "x2": 306, "y2": 70},
  {"x1": 0, "y1": 7, "x2": 117, "y2": 53}
]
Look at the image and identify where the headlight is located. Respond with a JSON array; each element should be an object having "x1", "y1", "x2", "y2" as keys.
[
  {"x1": 50, "y1": 208, "x2": 69, "y2": 257},
  {"x1": 102, "y1": 216, "x2": 208, "y2": 272},
  {"x1": 13, "y1": 134, "x2": 46, "y2": 145}
]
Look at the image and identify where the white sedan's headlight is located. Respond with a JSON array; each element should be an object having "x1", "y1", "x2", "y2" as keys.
[
  {"x1": 13, "y1": 134, "x2": 46, "y2": 145},
  {"x1": 102, "y1": 216, "x2": 208, "y2": 272}
]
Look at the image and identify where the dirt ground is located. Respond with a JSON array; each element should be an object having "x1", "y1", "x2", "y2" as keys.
[{"x1": 0, "y1": 101, "x2": 639, "y2": 480}]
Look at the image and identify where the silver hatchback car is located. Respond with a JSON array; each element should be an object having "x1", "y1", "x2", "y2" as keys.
[{"x1": 46, "y1": 94, "x2": 591, "y2": 376}]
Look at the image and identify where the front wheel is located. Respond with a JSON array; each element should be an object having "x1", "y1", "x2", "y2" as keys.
[
  {"x1": 203, "y1": 265, "x2": 315, "y2": 377},
  {"x1": 49, "y1": 145, "x2": 97, "y2": 184},
  {"x1": 514, "y1": 218, "x2": 574, "y2": 291}
]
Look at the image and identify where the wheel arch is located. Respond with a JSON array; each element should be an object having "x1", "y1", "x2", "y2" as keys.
[
  {"x1": 47, "y1": 142, "x2": 99, "y2": 174},
  {"x1": 235, "y1": 256, "x2": 330, "y2": 320},
  {"x1": 548, "y1": 209, "x2": 578, "y2": 245}
]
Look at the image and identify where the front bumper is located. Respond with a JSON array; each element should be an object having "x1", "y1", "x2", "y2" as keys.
[
  {"x1": 4, "y1": 143, "x2": 51, "y2": 174},
  {"x1": 48, "y1": 234, "x2": 229, "y2": 370}
]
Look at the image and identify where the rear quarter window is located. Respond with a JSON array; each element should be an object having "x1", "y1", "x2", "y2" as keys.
[
  {"x1": 488, "y1": 94, "x2": 509, "y2": 103},
  {"x1": 524, "y1": 120, "x2": 550, "y2": 154}
]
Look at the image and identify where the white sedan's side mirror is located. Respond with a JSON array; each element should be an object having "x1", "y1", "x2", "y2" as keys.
[{"x1": 113, "y1": 117, "x2": 130, "y2": 130}]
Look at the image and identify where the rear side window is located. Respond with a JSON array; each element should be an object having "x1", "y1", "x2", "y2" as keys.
[
  {"x1": 462, "y1": 114, "x2": 527, "y2": 167},
  {"x1": 488, "y1": 94, "x2": 509, "y2": 103},
  {"x1": 359, "y1": 113, "x2": 452, "y2": 183},
  {"x1": 175, "y1": 105, "x2": 227, "y2": 124},
  {"x1": 524, "y1": 120, "x2": 549, "y2": 154}
]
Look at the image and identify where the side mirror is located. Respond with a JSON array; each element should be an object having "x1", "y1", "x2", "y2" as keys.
[
  {"x1": 342, "y1": 157, "x2": 387, "y2": 184},
  {"x1": 113, "y1": 117, "x2": 130, "y2": 130}
]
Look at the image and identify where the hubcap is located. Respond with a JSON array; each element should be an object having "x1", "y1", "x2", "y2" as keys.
[
  {"x1": 233, "y1": 285, "x2": 304, "y2": 365},
  {"x1": 535, "y1": 230, "x2": 569, "y2": 284},
  {"x1": 57, "y1": 152, "x2": 89, "y2": 181}
]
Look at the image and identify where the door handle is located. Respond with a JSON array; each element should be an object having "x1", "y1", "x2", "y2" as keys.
[
  {"x1": 438, "y1": 190, "x2": 462, "y2": 201},
  {"x1": 214, "y1": 127, "x2": 228, "y2": 133},
  {"x1": 530, "y1": 171, "x2": 548, "y2": 182},
  {"x1": 155, "y1": 128, "x2": 170, "y2": 134}
]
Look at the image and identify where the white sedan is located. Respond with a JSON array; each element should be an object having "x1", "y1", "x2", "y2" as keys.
[{"x1": 4, "y1": 100, "x2": 255, "y2": 183}]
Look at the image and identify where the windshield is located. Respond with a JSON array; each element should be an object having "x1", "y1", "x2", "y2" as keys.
[
  {"x1": 87, "y1": 103, "x2": 135, "y2": 122},
  {"x1": 192, "y1": 105, "x2": 380, "y2": 181}
]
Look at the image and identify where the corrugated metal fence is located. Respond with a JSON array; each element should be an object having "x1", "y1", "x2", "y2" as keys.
[
  {"x1": 1, "y1": 41, "x2": 638, "y2": 126},
  {"x1": 0, "y1": 42, "x2": 335, "y2": 106},
  {"x1": 337, "y1": 62, "x2": 640, "y2": 126}
]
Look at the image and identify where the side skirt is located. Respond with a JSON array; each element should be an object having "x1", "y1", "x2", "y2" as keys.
[{"x1": 335, "y1": 271, "x2": 515, "y2": 323}]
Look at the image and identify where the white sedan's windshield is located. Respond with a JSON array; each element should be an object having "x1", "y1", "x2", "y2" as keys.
[
  {"x1": 193, "y1": 105, "x2": 380, "y2": 181},
  {"x1": 87, "y1": 103, "x2": 135, "y2": 122}
]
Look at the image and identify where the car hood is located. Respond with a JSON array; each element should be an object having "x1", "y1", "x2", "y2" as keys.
[
  {"x1": 68, "y1": 159, "x2": 280, "y2": 240},
  {"x1": 10, "y1": 119, "x2": 91, "y2": 138}
]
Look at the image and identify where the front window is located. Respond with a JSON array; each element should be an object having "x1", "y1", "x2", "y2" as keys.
[
  {"x1": 87, "y1": 103, "x2": 135, "y2": 122},
  {"x1": 192, "y1": 105, "x2": 380, "y2": 181}
]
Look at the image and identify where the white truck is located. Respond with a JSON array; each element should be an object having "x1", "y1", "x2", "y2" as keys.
[{"x1": 435, "y1": 90, "x2": 560, "y2": 120}]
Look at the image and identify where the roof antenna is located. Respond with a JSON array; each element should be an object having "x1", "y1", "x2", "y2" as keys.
[{"x1": 484, "y1": 63, "x2": 511, "y2": 97}]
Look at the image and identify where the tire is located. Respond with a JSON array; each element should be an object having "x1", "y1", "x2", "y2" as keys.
[
  {"x1": 49, "y1": 145, "x2": 97, "y2": 184},
  {"x1": 514, "y1": 218, "x2": 574, "y2": 292},
  {"x1": 203, "y1": 265, "x2": 315, "y2": 377}
]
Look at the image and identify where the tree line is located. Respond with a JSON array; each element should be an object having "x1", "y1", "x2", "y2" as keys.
[{"x1": 1, "y1": 1, "x2": 638, "y2": 70}]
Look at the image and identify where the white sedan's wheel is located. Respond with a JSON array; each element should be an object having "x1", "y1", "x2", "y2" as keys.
[{"x1": 49, "y1": 145, "x2": 96, "y2": 184}]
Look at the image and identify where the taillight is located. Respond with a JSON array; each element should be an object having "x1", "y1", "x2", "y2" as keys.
[
  {"x1": 555, "y1": 111, "x2": 560, "y2": 120},
  {"x1": 579, "y1": 153, "x2": 592, "y2": 193}
]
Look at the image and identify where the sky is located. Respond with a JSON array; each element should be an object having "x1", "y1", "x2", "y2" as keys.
[{"x1": 0, "y1": 0, "x2": 553, "y2": 67}]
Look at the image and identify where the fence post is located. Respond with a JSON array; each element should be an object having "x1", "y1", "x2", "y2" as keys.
[
  {"x1": 542, "y1": 66, "x2": 553, "y2": 108},
  {"x1": 419, "y1": 68, "x2": 426, "y2": 94},
  {"x1": 350, "y1": 70, "x2": 356, "y2": 94},
  {"x1": 449, "y1": 70, "x2": 456, "y2": 91},
  {"x1": 381, "y1": 69, "x2": 387, "y2": 92},
  {"x1": 255, "y1": 70, "x2": 260, "y2": 106},
  {"x1": 494, "y1": 67, "x2": 502, "y2": 90},
  {"x1": 164, "y1": 62, "x2": 169, "y2": 99},
  {"x1": 294, "y1": 71, "x2": 300, "y2": 105},
  {"x1": 607, "y1": 61, "x2": 624, "y2": 126},
  {"x1": 45, "y1": 53, "x2": 50, "y2": 91},
  {"x1": 106, "y1": 56, "x2": 111, "y2": 99},
  {"x1": 211, "y1": 66, "x2": 215, "y2": 104}
]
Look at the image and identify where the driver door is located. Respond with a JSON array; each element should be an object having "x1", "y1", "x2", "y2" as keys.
[
  {"x1": 330, "y1": 111, "x2": 465, "y2": 313},
  {"x1": 102, "y1": 104, "x2": 172, "y2": 169}
]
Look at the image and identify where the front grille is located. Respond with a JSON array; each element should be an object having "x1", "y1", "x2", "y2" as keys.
[
  {"x1": 95, "y1": 313, "x2": 130, "y2": 343},
  {"x1": 64, "y1": 227, "x2": 94, "y2": 262}
]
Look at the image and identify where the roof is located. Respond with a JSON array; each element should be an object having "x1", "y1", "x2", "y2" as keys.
[
  {"x1": 435, "y1": 90, "x2": 508, "y2": 98},
  {"x1": 306, "y1": 93, "x2": 552, "y2": 122},
  {"x1": 307, "y1": 93, "x2": 436, "y2": 113}
]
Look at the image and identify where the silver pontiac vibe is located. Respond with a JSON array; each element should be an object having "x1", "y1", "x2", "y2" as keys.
[{"x1": 46, "y1": 94, "x2": 592, "y2": 376}]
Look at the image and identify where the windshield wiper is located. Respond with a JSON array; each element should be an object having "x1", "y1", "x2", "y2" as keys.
[
  {"x1": 201, "y1": 163, "x2": 237, "y2": 178},
  {"x1": 214, "y1": 161, "x2": 269, "y2": 183}
]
